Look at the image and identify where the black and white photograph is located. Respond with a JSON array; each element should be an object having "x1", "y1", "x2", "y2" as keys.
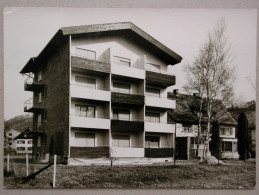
[{"x1": 3, "y1": 7, "x2": 256, "y2": 189}]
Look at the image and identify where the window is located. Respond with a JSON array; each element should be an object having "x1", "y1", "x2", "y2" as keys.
[
  {"x1": 38, "y1": 72, "x2": 42, "y2": 81},
  {"x1": 113, "y1": 109, "x2": 130, "y2": 121},
  {"x1": 43, "y1": 64, "x2": 47, "y2": 74},
  {"x1": 114, "y1": 55, "x2": 131, "y2": 66},
  {"x1": 75, "y1": 132, "x2": 95, "y2": 147},
  {"x1": 145, "y1": 136, "x2": 160, "y2": 148},
  {"x1": 44, "y1": 110, "x2": 47, "y2": 122},
  {"x1": 28, "y1": 147, "x2": 32, "y2": 150},
  {"x1": 28, "y1": 140, "x2": 32, "y2": 144},
  {"x1": 145, "y1": 112, "x2": 160, "y2": 123},
  {"x1": 75, "y1": 105, "x2": 95, "y2": 118},
  {"x1": 17, "y1": 140, "x2": 25, "y2": 144},
  {"x1": 75, "y1": 76, "x2": 96, "y2": 89},
  {"x1": 38, "y1": 92, "x2": 42, "y2": 103},
  {"x1": 146, "y1": 62, "x2": 161, "y2": 72},
  {"x1": 222, "y1": 141, "x2": 232, "y2": 152},
  {"x1": 37, "y1": 136, "x2": 41, "y2": 147},
  {"x1": 113, "y1": 82, "x2": 130, "y2": 94},
  {"x1": 183, "y1": 124, "x2": 192, "y2": 132},
  {"x1": 112, "y1": 134, "x2": 130, "y2": 147},
  {"x1": 17, "y1": 147, "x2": 25, "y2": 151},
  {"x1": 75, "y1": 47, "x2": 96, "y2": 60},
  {"x1": 37, "y1": 114, "x2": 42, "y2": 127},
  {"x1": 220, "y1": 127, "x2": 231, "y2": 135},
  {"x1": 43, "y1": 87, "x2": 47, "y2": 98},
  {"x1": 146, "y1": 87, "x2": 160, "y2": 97}
]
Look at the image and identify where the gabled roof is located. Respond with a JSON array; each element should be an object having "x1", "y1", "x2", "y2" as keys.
[
  {"x1": 168, "y1": 92, "x2": 237, "y2": 125},
  {"x1": 20, "y1": 22, "x2": 182, "y2": 74},
  {"x1": 14, "y1": 128, "x2": 42, "y2": 140}
]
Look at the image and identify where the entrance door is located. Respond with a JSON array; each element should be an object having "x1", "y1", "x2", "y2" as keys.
[{"x1": 176, "y1": 137, "x2": 187, "y2": 160}]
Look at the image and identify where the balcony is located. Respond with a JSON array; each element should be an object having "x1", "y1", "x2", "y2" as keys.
[
  {"x1": 71, "y1": 56, "x2": 111, "y2": 73},
  {"x1": 111, "y1": 92, "x2": 144, "y2": 105},
  {"x1": 71, "y1": 115, "x2": 110, "y2": 130},
  {"x1": 70, "y1": 84, "x2": 111, "y2": 102},
  {"x1": 146, "y1": 71, "x2": 175, "y2": 87},
  {"x1": 111, "y1": 119, "x2": 144, "y2": 132},
  {"x1": 111, "y1": 61, "x2": 145, "y2": 79},
  {"x1": 24, "y1": 73, "x2": 44, "y2": 92},
  {"x1": 145, "y1": 95, "x2": 175, "y2": 109},
  {"x1": 24, "y1": 97, "x2": 44, "y2": 113},
  {"x1": 145, "y1": 121, "x2": 174, "y2": 133}
]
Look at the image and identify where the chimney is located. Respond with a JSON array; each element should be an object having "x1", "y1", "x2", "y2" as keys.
[
  {"x1": 193, "y1": 93, "x2": 200, "y2": 97},
  {"x1": 173, "y1": 89, "x2": 179, "y2": 96}
]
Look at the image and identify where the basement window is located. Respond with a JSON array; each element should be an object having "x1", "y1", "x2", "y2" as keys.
[
  {"x1": 145, "y1": 136, "x2": 160, "y2": 148},
  {"x1": 222, "y1": 141, "x2": 232, "y2": 152}
]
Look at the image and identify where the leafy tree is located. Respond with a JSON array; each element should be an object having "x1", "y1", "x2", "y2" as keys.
[
  {"x1": 237, "y1": 113, "x2": 249, "y2": 161},
  {"x1": 184, "y1": 19, "x2": 236, "y2": 159},
  {"x1": 210, "y1": 120, "x2": 222, "y2": 163}
]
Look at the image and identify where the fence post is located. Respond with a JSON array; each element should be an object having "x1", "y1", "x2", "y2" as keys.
[
  {"x1": 26, "y1": 153, "x2": 29, "y2": 176},
  {"x1": 53, "y1": 155, "x2": 57, "y2": 188},
  {"x1": 7, "y1": 154, "x2": 10, "y2": 173}
]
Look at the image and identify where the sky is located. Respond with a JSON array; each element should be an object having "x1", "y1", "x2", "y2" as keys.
[{"x1": 3, "y1": 8, "x2": 257, "y2": 120}]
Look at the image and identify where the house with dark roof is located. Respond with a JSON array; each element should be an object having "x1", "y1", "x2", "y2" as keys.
[
  {"x1": 20, "y1": 22, "x2": 182, "y2": 162},
  {"x1": 14, "y1": 129, "x2": 43, "y2": 154},
  {"x1": 168, "y1": 91, "x2": 238, "y2": 160},
  {"x1": 4, "y1": 129, "x2": 21, "y2": 151}
]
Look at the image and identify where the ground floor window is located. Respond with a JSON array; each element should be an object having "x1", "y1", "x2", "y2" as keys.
[
  {"x1": 222, "y1": 141, "x2": 232, "y2": 152},
  {"x1": 145, "y1": 136, "x2": 160, "y2": 148},
  {"x1": 112, "y1": 134, "x2": 130, "y2": 147},
  {"x1": 75, "y1": 132, "x2": 95, "y2": 147},
  {"x1": 17, "y1": 147, "x2": 25, "y2": 151}
]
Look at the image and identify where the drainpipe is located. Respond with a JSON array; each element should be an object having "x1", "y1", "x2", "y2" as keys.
[{"x1": 173, "y1": 122, "x2": 176, "y2": 166}]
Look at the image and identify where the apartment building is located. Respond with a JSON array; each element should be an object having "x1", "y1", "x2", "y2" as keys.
[
  {"x1": 168, "y1": 92, "x2": 238, "y2": 160},
  {"x1": 20, "y1": 22, "x2": 182, "y2": 160},
  {"x1": 14, "y1": 129, "x2": 36, "y2": 154},
  {"x1": 4, "y1": 129, "x2": 20, "y2": 150}
]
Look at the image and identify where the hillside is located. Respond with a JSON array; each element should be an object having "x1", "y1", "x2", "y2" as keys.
[{"x1": 4, "y1": 114, "x2": 33, "y2": 133}]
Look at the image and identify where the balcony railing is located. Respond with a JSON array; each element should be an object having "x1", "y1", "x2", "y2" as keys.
[
  {"x1": 111, "y1": 88, "x2": 144, "y2": 95},
  {"x1": 145, "y1": 95, "x2": 175, "y2": 109},
  {"x1": 111, "y1": 60, "x2": 144, "y2": 70},
  {"x1": 24, "y1": 73, "x2": 44, "y2": 91},
  {"x1": 71, "y1": 55, "x2": 111, "y2": 73},
  {"x1": 70, "y1": 84, "x2": 111, "y2": 101},
  {"x1": 70, "y1": 114, "x2": 110, "y2": 129},
  {"x1": 24, "y1": 97, "x2": 44, "y2": 112}
]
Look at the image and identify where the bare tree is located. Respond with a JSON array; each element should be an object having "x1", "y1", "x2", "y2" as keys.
[{"x1": 184, "y1": 19, "x2": 236, "y2": 159}]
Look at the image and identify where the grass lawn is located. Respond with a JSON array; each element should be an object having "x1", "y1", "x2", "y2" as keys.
[{"x1": 4, "y1": 160, "x2": 256, "y2": 189}]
